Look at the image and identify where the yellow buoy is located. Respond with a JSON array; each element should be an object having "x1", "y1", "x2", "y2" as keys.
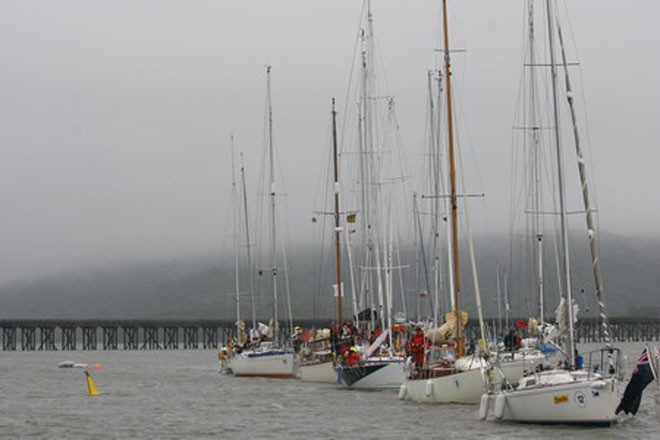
[{"x1": 85, "y1": 371, "x2": 101, "y2": 396}]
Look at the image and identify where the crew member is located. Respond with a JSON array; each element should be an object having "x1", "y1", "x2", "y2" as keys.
[
  {"x1": 344, "y1": 346, "x2": 361, "y2": 367},
  {"x1": 292, "y1": 326, "x2": 302, "y2": 353},
  {"x1": 409, "y1": 327, "x2": 426, "y2": 369},
  {"x1": 504, "y1": 329, "x2": 520, "y2": 351}
]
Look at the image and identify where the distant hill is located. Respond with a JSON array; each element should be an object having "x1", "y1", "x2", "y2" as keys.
[{"x1": 0, "y1": 232, "x2": 658, "y2": 320}]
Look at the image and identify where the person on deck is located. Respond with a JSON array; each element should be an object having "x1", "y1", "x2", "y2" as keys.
[
  {"x1": 292, "y1": 326, "x2": 302, "y2": 353},
  {"x1": 369, "y1": 326, "x2": 382, "y2": 344},
  {"x1": 504, "y1": 329, "x2": 520, "y2": 352},
  {"x1": 344, "y1": 346, "x2": 361, "y2": 367},
  {"x1": 409, "y1": 327, "x2": 426, "y2": 370},
  {"x1": 575, "y1": 349, "x2": 584, "y2": 370},
  {"x1": 563, "y1": 349, "x2": 584, "y2": 370}
]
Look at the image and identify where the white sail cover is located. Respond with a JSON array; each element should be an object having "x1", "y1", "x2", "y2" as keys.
[{"x1": 550, "y1": 298, "x2": 579, "y2": 345}]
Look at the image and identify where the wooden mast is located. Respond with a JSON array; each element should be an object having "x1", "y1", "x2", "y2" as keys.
[
  {"x1": 441, "y1": 0, "x2": 464, "y2": 357},
  {"x1": 331, "y1": 98, "x2": 344, "y2": 325}
]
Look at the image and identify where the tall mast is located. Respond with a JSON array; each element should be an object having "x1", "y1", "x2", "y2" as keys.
[
  {"x1": 427, "y1": 70, "x2": 440, "y2": 326},
  {"x1": 239, "y1": 153, "x2": 256, "y2": 329},
  {"x1": 231, "y1": 134, "x2": 241, "y2": 332},
  {"x1": 526, "y1": 0, "x2": 545, "y2": 323},
  {"x1": 331, "y1": 98, "x2": 344, "y2": 325},
  {"x1": 556, "y1": 24, "x2": 611, "y2": 347},
  {"x1": 434, "y1": 70, "x2": 450, "y2": 315},
  {"x1": 366, "y1": 0, "x2": 377, "y2": 333},
  {"x1": 496, "y1": 262, "x2": 502, "y2": 336},
  {"x1": 545, "y1": 0, "x2": 575, "y2": 367},
  {"x1": 441, "y1": 0, "x2": 464, "y2": 357},
  {"x1": 358, "y1": 0, "x2": 376, "y2": 331},
  {"x1": 265, "y1": 65, "x2": 279, "y2": 345}
]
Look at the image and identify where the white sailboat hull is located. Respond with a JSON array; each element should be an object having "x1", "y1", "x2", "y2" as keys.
[
  {"x1": 338, "y1": 358, "x2": 405, "y2": 390},
  {"x1": 480, "y1": 373, "x2": 620, "y2": 425},
  {"x1": 230, "y1": 349, "x2": 298, "y2": 378},
  {"x1": 299, "y1": 360, "x2": 337, "y2": 384},
  {"x1": 401, "y1": 367, "x2": 494, "y2": 404}
]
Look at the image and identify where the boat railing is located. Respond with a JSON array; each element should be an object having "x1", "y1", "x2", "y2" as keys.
[{"x1": 581, "y1": 347, "x2": 622, "y2": 380}]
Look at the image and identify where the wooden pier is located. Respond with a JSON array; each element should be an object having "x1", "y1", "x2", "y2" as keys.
[
  {"x1": 0, "y1": 320, "x2": 235, "y2": 351},
  {"x1": 1, "y1": 317, "x2": 659, "y2": 351}
]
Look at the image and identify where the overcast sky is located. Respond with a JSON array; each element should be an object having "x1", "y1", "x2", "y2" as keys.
[{"x1": 0, "y1": 0, "x2": 658, "y2": 284}]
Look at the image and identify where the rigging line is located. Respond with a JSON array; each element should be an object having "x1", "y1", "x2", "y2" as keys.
[
  {"x1": 265, "y1": 65, "x2": 280, "y2": 343},
  {"x1": 280, "y1": 236, "x2": 294, "y2": 335},
  {"x1": 523, "y1": 62, "x2": 579, "y2": 67},
  {"x1": 231, "y1": 134, "x2": 242, "y2": 328},
  {"x1": 508, "y1": 19, "x2": 527, "y2": 300},
  {"x1": 429, "y1": 71, "x2": 444, "y2": 323},
  {"x1": 278, "y1": 153, "x2": 298, "y2": 330},
  {"x1": 312, "y1": 192, "x2": 330, "y2": 324},
  {"x1": 370, "y1": 34, "x2": 395, "y2": 110},
  {"x1": 339, "y1": 0, "x2": 367, "y2": 151},
  {"x1": 561, "y1": 5, "x2": 600, "y2": 228},
  {"x1": 311, "y1": 121, "x2": 335, "y2": 233},
  {"x1": 307, "y1": 122, "x2": 335, "y2": 314},
  {"x1": 266, "y1": 72, "x2": 303, "y2": 331},
  {"x1": 449, "y1": 84, "x2": 485, "y2": 198},
  {"x1": 455, "y1": 121, "x2": 488, "y2": 352},
  {"x1": 421, "y1": 70, "x2": 435, "y2": 202},
  {"x1": 557, "y1": 20, "x2": 611, "y2": 344},
  {"x1": 390, "y1": 101, "x2": 413, "y2": 207},
  {"x1": 239, "y1": 153, "x2": 257, "y2": 327},
  {"x1": 253, "y1": 70, "x2": 274, "y2": 314},
  {"x1": 219, "y1": 135, "x2": 238, "y2": 321}
]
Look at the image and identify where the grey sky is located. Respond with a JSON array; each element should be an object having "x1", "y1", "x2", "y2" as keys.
[{"x1": 0, "y1": 0, "x2": 658, "y2": 284}]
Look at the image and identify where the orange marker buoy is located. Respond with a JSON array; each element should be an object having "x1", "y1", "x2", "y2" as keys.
[{"x1": 93, "y1": 364, "x2": 102, "y2": 370}]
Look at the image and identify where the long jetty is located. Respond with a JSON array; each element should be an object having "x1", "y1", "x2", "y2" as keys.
[{"x1": 1, "y1": 317, "x2": 659, "y2": 351}]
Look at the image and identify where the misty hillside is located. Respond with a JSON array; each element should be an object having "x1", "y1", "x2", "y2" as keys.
[{"x1": 1, "y1": 233, "x2": 659, "y2": 320}]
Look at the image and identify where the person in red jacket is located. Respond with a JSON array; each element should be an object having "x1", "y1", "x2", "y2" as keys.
[
  {"x1": 344, "y1": 346, "x2": 361, "y2": 367},
  {"x1": 409, "y1": 327, "x2": 426, "y2": 369}
]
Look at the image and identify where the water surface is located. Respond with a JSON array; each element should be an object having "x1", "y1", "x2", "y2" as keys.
[{"x1": 1, "y1": 342, "x2": 658, "y2": 439}]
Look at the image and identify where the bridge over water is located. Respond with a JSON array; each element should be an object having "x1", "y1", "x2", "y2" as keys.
[{"x1": 1, "y1": 317, "x2": 659, "y2": 351}]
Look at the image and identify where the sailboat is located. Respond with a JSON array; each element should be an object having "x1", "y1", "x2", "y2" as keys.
[
  {"x1": 220, "y1": 139, "x2": 259, "y2": 375},
  {"x1": 334, "y1": 0, "x2": 407, "y2": 390},
  {"x1": 479, "y1": 0, "x2": 624, "y2": 424},
  {"x1": 399, "y1": 0, "x2": 502, "y2": 405},
  {"x1": 230, "y1": 66, "x2": 298, "y2": 379}
]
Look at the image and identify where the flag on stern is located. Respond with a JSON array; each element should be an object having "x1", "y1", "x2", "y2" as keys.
[{"x1": 616, "y1": 347, "x2": 657, "y2": 415}]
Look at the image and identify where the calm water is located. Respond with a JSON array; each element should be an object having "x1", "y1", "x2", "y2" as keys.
[{"x1": 1, "y1": 343, "x2": 658, "y2": 439}]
